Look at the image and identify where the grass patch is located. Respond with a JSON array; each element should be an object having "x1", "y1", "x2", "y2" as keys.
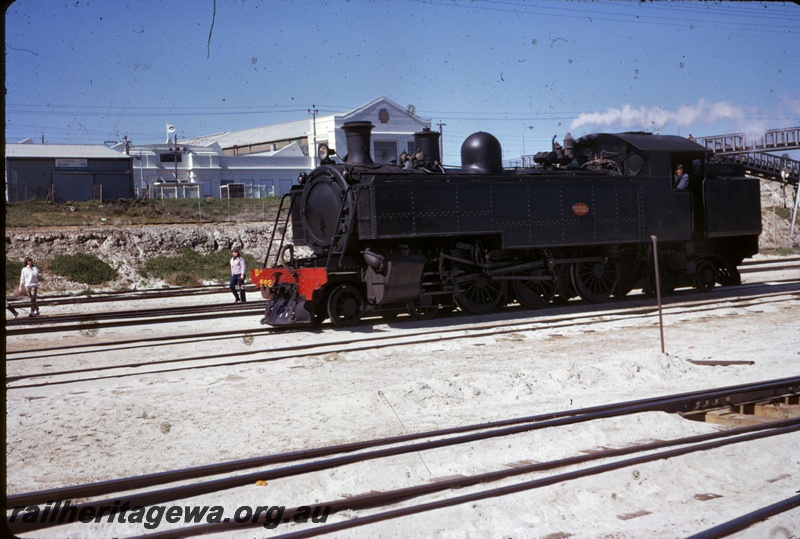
[
  {"x1": 766, "y1": 206, "x2": 792, "y2": 221},
  {"x1": 141, "y1": 247, "x2": 259, "y2": 285},
  {"x1": 772, "y1": 247, "x2": 799, "y2": 256},
  {"x1": 49, "y1": 253, "x2": 118, "y2": 285},
  {"x1": 6, "y1": 198, "x2": 282, "y2": 227}
]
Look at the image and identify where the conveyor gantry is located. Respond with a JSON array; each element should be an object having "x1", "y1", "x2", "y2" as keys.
[
  {"x1": 698, "y1": 126, "x2": 800, "y2": 185},
  {"x1": 698, "y1": 126, "x2": 800, "y2": 155}
]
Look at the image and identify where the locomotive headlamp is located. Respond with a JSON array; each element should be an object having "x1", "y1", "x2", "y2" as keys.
[{"x1": 318, "y1": 143, "x2": 335, "y2": 162}]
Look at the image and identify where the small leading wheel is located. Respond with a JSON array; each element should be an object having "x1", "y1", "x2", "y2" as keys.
[
  {"x1": 571, "y1": 259, "x2": 619, "y2": 303},
  {"x1": 512, "y1": 269, "x2": 556, "y2": 309},
  {"x1": 326, "y1": 284, "x2": 365, "y2": 327},
  {"x1": 407, "y1": 297, "x2": 439, "y2": 320},
  {"x1": 694, "y1": 259, "x2": 717, "y2": 292}
]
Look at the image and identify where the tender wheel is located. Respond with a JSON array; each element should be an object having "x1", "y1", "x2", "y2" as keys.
[
  {"x1": 454, "y1": 273, "x2": 506, "y2": 314},
  {"x1": 512, "y1": 269, "x2": 556, "y2": 309},
  {"x1": 326, "y1": 284, "x2": 365, "y2": 327},
  {"x1": 694, "y1": 259, "x2": 717, "y2": 292},
  {"x1": 571, "y1": 259, "x2": 619, "y2": 303}
]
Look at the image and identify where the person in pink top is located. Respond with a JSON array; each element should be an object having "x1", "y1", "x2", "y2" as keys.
[{"x1": 229, "y1": 248, "x2": 246, "y2": 303}]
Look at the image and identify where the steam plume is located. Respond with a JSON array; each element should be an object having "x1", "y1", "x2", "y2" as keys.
[{"x1": 569, "y1": 99, "x2": 744, "y2": 133}]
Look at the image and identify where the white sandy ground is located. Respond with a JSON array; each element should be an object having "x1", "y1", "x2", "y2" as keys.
[{"x1": 4, "y1": 260, "x2": 800, "y2": 539}]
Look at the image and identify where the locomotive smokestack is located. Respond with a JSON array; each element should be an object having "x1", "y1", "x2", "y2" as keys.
[
  {"x1": 342, "y1": 121, "x2": 376, "y2": 166},
  {"x1": 563, "y1": 133, "x2": 574, "y2": 159},
  {"x1": 413, "y1": 127, "x2": 441, "y2": 167}
]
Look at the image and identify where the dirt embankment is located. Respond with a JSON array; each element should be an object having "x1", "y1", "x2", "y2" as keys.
[{"x1": 5, "y1": 223, "x2": 276, "y2": 292}]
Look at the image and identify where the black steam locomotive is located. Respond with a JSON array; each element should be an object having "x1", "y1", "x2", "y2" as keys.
[{"x1": 251, "y1": 121, "x2": 761, "y2": 327}]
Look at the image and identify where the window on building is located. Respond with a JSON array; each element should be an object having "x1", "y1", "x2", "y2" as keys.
[
  {"x1": 374, "y1": 140, "x2": 397, "y2": 165},
  {"x1": 259, "y1": 179, "x2": 275, "y2": 197}
]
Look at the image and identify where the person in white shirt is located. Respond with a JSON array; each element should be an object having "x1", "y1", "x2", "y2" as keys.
[
  {"x1": 20, "y1": 257, "x2": 40, "y2": 316},
  {"x1": 229, "y1": 248, "x2": 246, "y2": 303}
]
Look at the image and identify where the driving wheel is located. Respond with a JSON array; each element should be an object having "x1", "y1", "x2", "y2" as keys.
[
  {"x1": 454, "y1": 272, "x2": 506, "y2": 314},
  {"x1": 571, "y1": 258, "x2": 619, "y2": 303},
  {"x1": 512, "y1": 268, "x2": 556, "y2": 309}
]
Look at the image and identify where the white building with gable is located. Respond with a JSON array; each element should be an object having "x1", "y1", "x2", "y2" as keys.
[{"x1": 127, "y1": 96, "x2": 432, "y2": 199}]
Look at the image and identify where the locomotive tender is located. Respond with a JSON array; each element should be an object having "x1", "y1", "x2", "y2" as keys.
[{"x1": 251, "y1": 121, "x2": 761, "y2": 327}]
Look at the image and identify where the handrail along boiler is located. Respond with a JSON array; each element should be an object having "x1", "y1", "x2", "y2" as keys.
[{"x1": 251, "y1": 121, "x2": 761, "y2": 327}]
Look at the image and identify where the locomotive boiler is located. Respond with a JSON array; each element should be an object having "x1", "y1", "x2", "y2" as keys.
[{"x1": 251, "y1": 121, "x2": 761, "y2": 327}]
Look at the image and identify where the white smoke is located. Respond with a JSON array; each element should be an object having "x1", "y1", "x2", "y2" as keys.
[{"x1": 569, "y1": 99, "x2": 745, "y2": 133}]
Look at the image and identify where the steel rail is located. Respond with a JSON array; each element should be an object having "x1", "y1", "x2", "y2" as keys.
[
  {"x1": 7, "y1": 378, "x2": 799, "y2": 532},
  {"x1": 684, "y1": 492, "x2": 800, "y2": 539},
  {"x1": 7, "y1": 281, "x2": 798, "y2": 360},
  {"x1": 7, "y1": 259, "x2": 798, "y2": 337},
  {"x1": 24, "y1": 285, "x2": 223, "y2": 306},
  {"x1": 127, "y1": 419, "x2": 800, "y2": 539},
  {"x1": 7, "y1": 291, "x2": 798, "y2": 389},
  {"x1": 4, "y1": 304, "x2": 263, "y2": 336}
]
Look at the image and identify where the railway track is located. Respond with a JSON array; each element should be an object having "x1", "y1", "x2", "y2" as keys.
[
  {"x1": 6, "y1": 256, "x2": 799, "y2": 337},
  {"x1": 7, "y1": 377, "x2": 799, "y2": 537},
  {"x1": 6, "y1": 283, "x2": 799, "y2": 389}
]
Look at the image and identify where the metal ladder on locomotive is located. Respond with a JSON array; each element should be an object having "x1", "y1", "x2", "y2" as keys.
[
  {"x1": 262, "y1": 192, "x2": 295, "y2": 269},
  {"x1": 325, "y1": 185, "x2": 359, "y2": 270}
]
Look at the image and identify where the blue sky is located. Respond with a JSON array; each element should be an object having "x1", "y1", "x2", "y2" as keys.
[{"x1": 5, "y1": 0, "x2": 799, "y2": 165}]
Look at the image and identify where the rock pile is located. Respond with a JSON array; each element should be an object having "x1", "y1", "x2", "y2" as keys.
[{"x1": 5, "y1": 222, "x2": 276, "y2": 291}]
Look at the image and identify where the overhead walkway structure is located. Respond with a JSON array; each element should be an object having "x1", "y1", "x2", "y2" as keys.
[{"x1": 698, "y1": 126, "x2": 800, "y2": 185}]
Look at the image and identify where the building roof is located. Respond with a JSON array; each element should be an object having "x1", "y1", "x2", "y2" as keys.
[
  {"x1": 181, "y1": 117, "x2": 311, "y2": 148},
  {"x1": 6, "y1": 143, "x2": 131, "y2": 159},
  {"x1": 180, "y1": 96, "x2": 429, "y2": 149}
]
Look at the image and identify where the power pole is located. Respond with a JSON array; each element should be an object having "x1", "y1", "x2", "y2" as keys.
[
  {"x1": 308, "y1": 105, "x2": 319, "y2": 167},
  {"x1": 437, "y1": 121, "x2": 446, "y2": 164}
]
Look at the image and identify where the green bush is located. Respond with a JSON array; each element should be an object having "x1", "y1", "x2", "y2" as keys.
[
  {"x1": 141, "y1": 247, "x2": 259, "y2": 284},
  {"x1": 766, "y1": 206, "x2": 792, "y2": 221},
  {"x1": 6, "y1": 258, "x2": 24, "y2": 291},
  {"x1": 49, "y1": 253, "x2": 117, "y2": 285}
]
